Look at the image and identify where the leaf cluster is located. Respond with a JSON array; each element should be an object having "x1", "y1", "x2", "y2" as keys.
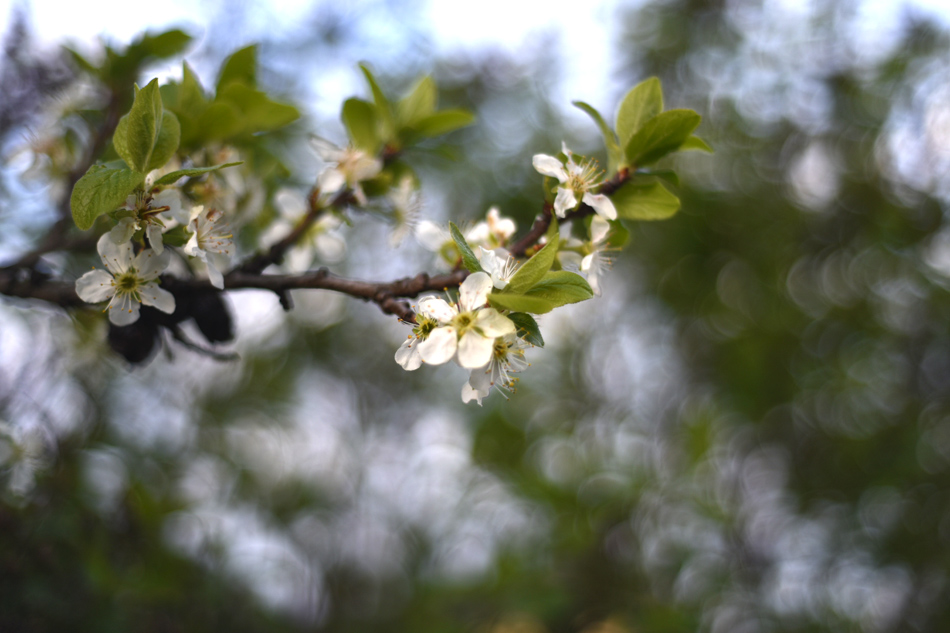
[
  {"x1": 574, "y1": 78, "x2": 711, "y2": 222},
  {"x1": 342, "y1": 64, "x2": 474, "y2": 154}
]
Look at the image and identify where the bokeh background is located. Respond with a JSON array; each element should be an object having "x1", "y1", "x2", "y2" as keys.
[{"x1": 3, "y1": 0, "x2": 950, "y2": 631}]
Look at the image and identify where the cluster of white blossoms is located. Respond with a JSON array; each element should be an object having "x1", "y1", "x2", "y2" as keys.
[
  {"x1": 533, "y1": 142, "x2": 617, "y2": 221},
  {"x1": 395, "y1": 271, "x2": 532, "y2": 404},
  {"x1": 74, "y1": 136, "x2": 392, "y2": 327},
  {"x1": 393, "y1": 141, "x2": 626, "y2": 404},
  {"x1": 416, "y1": 206, "x2": 517, "y2": 265},
  {"x1": 76, "y1": 170, "x2": 237, "y2": 325}
]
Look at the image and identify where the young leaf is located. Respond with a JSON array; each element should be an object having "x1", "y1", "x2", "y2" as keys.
[
  {"x1": 572, "y1": 101, "x2": 621, "y2": 172},
  {"x1": 113, "y1": 78, "x2": 164, "y2": 172},
  {"x1": 146, "y1": 111, "x2": 181, "y2": 172},
  {"x1": 507, "y1": 313, "x2": 544, "y2": 347},
  {"x1": 194, "y1": 101, "x2": 242, "y2": 141},
  {"x1": 679, "y1": 135, "x2": 713, "y2": 153},
  {"x1": 624, "y1": 109, "x2": 702, "y2": 167},
  {"x1": 611, "y1": 179, "x2": 681, "y2": 220},
  {"x1": 217, "y1": 45, "x2": 257, "y2": 92},
  {"x1": 152, "y1": 162, "x2": 243, "y2": 187},
  {"x1": 70, "y1": 166, "x2": 145, "y2": 230},
  {"x1": 397, "y1": 76, "x2": 437, "y2": 126},
  {"x1": 131, "y1": 29, "x2": 192, "y2": 60},
  {"x1": 216, "y1": 83, "x2": 299, "y2": 132},
  {"x1": 411, "y1": 110, "x2": 474, "y2": 138},
  {"x1": 449, "y1": 222, "x2": 483, "y2": 273},
  {"x1": 342, "y1": 98, "x2": 380, "y2": 153},
  {"x1": 178, "y1": 61, "x2": 208, "y2": 112},
  {"x1": 523, "y1": 271, "x2": 593, "y2": 307},
  {"x1": 504, "y1": 220, "x2": 559, "y2": 295},
  {"x1": 359, "y1": 63, "x2": 395, "y2": 139},
  {"x1": 616, "y1": 77, "x2": 663, "y2": 148},
  {"x1": 488, "y1": 293, "x2": 555, "y2": 315}
]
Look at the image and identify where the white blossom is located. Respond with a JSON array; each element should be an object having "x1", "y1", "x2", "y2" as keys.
[
  {"x1": 478, "y1": 247, "x2": 519, "y2": 289},
  {"x1": 75, "y1": 233, "x2": 175, "y2": 326},
  {"x1": 415, "y1": 272, "x2": 516, "y2": 369},
  {"x1": 110, "y1": 193, "x2": 165, "y2": 254},
  {"x1": 416, "y1": 207, "x2": 517, "y2": 266},
  {"x1": 394, "y1": 306, "x2": 439, "y2": 371},
  {"x1": 267, "y1": 188, "x2": 346, "y2": 271},
  {"x1": 462, "y1": 333, "x2": 531, "y2": 405},
  {"x1": 388, "y1": 176, "x2": 421, "y2": 247},
  {"x1": 581, "y1": 215, "x2": 613, "y2": 295},
  {"x1": 184, "y1": 206, "x2": 234, "y2": 289},
  {"x1": 311, "y1": 137, "x2": 382, "y2": 205},
  {"x1": 532, "y1": 142, "x2": 617, "y2": 220}
]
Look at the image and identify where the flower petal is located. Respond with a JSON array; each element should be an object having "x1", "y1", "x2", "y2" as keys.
[
  {"x1": 461, "y1": 381, "x2": 486, "y2": 405},
  {"x1": 204, "y1": 259, "x2": 225, "y2": 290},
  {"x1": 532, "y1": 154, "x2": 568, "y2": 182},
  {"x1": 97, "y1": 233, "x2": 133, "y2": 274},
  {"x1": 310, "y1": 136, "x2": 344, "y2": 161},
  {"x1": 108, "y1": 299, "x2": 140, "y2": 326},
  {"x1": 418, "y1": 296, "x2": 457, "y2": 324},
  {"x1": 475, "y1": 309, "x2": 516, "y2": 338},
  {"x1": 318, "y1": 168, "x2": 346, "y2": 194},
  {"x1": 469, "y1": 363, "x2": 493, "y2": 393},
  {"x1": 146, "y1": 224, "x2": 164, "y2": 255},
  {"x1": 134, "y1": 248, "x2": 171, "y2": 280},
  {"x1": 582, "y1": 192, "x2": 617, "y2": 221},
  {"x1": 139, "y1": 282, "x2": 176, "y2": 314},
  {"x1": 75, "y1": 270, "x2": 115, "y2": 303},
  {"x1": 110, "y1": 218, "x2": 137, "y2": 244},
  {"x1": 590, "y1": 214, "x2": 610, "y2": 243},
  {"x1": 418, "y1": 326, "x2": 457, "y2": 365},
  {"x1": 554, "y1": 187, "x2": 577, "y2": 218},
  {"x1": 153, "y1": 188, "x2": 185, "y2": 223},
  {"x1": 395, "y1": 338, "x2": 423, "y2": 371},
  {"x1": 416, "y1": 221, "x2": 449, "y2": 251},
  {"x1": 459, "y1": 271, "x2": 492, "y2": 312},
  {"x1": 457, "y1": 331, "x2": 494, "y2": 369}
]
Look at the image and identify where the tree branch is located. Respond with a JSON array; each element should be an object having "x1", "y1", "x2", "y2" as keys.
[{"x1": 0, "y1": 265, "x2": 469, "y2": 324}]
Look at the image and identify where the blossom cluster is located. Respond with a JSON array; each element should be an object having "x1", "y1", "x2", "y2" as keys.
[
  {"x1": 395, "y1": 271, "x2": 530, "y2": 405},
  {"x1": 60, "y1": 60, "x2": 697, "y2": 405},
  {"x1": 75, "y1": 173, "x2": 236, "y2": 325}
]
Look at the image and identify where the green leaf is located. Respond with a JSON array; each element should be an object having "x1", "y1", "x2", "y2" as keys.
[
  {"x1": 178, "y1": 61, "x2": 208, "y2": 113},
  {"x1": 342, "y1": 98, "x2": 380, "y2": 153},
  {"x1": 194, "y1": 101, "x2": 242, "y2": 141},
  {"x1": 624, "y1": 109, "x2": 702, "y2": 167},
  {"x1": 611, "y1": 179, "x2": 681, "y2": 220},
  {"x1": 216, "y1": 83, "x2": 299, "y2": 132},
  {"x1": 524, "y1": 270, "x2": 594, "y2": 307},
  {"x1": 217, "y1": 45, "x2": 257, "y2": 92},
  {"x1": 616, "y1": 77, "x2": 663, "y2": 148},
  {"x1": 573, "y1": 100, "x2": 621, "y2": 172},
  {"x1": 152, "y1": 162, "x2": 242, "y2": 187},
  {"x1": 359, "y1": 63, "x2": 394, "y2": 139},
  {"x1": 508, "y1": 313, "x2": 544, "y2": 347},
  {"x1": 397, "y1": 76, "x2": 437, "y2": 126},
  {"x1": 488, "y1": 293, "x2": 555, "y2": 315},
  {"x1": 449, "y1": 222, "x2": 483, "y2": 273},
  {"x1": 605, "y1": 220, "x2": 630, "y2": 248},
  {"x1": 146, "y1": 111, "x2": 181, "y2": 172},
  {"x1": 411, "y1": 110, "x2": 474, "y2": 138},
  {"x1": 64, "y1": 47, "x2": 98, "y2": 75},
  {"x1": 505, "y1": 221, "x2": 559, "y2": 295},
  {"x1": 159, "y1": 224, "x2": 191, "y2": 248},
  {"x1": 679, "y1": 135, "x2": 713, "y2": 153},
  {"x1": 133, "y1": 29, "x2": 192, "y2": 59},
  {"x1": 113, "y1": 78, "x2": 163, "y2": 172},
  {"x1": 70, "y1": 166, "x2": 145, "y2": 230}
]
